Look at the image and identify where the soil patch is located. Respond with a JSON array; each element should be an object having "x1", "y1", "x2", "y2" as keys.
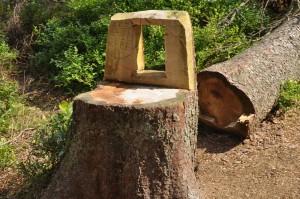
[{"x1": 196, "y1": 107, "x2": 300, "y2": 198}]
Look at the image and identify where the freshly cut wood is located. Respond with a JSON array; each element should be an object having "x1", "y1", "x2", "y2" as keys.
[
  {"x1": 104, "y1": 10, "x2": 196, "y2": 90},
  {"x1": 41, "y1": 82, "x2": 200, "y2": 199},
  {"x1": 198, "y1": 16, "x2": 300, "y2": 137}
]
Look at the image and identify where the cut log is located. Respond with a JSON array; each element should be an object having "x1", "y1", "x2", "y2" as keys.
[
  {"x1": 198, "y1": 16, "x2": 300, "y2": 137},
  {"x1": 41, "y1": 82, "x2": 200, "y2": 199}
]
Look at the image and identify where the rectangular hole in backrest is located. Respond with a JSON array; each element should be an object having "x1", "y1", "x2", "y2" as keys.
[{"x1": 142, "y1": 25, "x2": 166, "y2": 71}]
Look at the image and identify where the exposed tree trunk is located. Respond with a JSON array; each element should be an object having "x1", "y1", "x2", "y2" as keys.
[
  {"x1": 41, "y1": 82, "x2": 200, "y2": 199},
  {"x1": 198, "y1": 16, "x2": 300, "y2": 137}
]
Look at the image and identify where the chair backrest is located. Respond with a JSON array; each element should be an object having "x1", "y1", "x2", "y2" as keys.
[{"x1": 104, "y1": 10, "x2": 196, "y2": 90}]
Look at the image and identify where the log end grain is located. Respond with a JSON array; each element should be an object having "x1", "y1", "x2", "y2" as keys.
[
  {"x1": 198, "y1": 72, "x2": 255, "y2": 137},
  {"x1": 197, "y1": 17, "x2": 300, "y2": 137}
]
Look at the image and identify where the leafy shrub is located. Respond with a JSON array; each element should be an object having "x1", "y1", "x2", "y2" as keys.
[
  {"x1": 31, "y1": 0, "x2": 274, "y2": 92},
  {"x1": 196, "y1": 22, "x2": 251, "y2": 68},
  {"x1": 279, "y1": 80, "x2": 300, "y2": 111},
  {"x1": 27, "y1": 0, "x2": 271, "y2": 91},
  {"x1": 51, "y1": 46, "x2": 98, "y2": 92},
  {"x1": 20, "y1": 0, "x2": 65, "y2": 35},
  {"x1": 34, "y1": 16, "x2": 108, "y2": 93}
]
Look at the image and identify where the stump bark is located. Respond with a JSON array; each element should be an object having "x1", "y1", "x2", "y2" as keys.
[
  {"x1": 41, "y1": 10, "x2": 200, "y2": 198},
  {"x1": 198, "y1": 16, "x2": 300, "y2": 137},
  {"x1": 41, "y1": 82, "x2": 200, "y2": 199}
]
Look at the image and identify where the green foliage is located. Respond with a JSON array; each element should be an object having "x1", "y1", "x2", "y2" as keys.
[
  {"x1": 34, "y1": 9, "x2": 108, "y2": 93},
  {"x1": 51, "y1": 46, "x2": 98, "y2": 92},
  {"x1": 234, "y1": 2, "x2": 271, "y2": 35},
  {"x1": 0, "y1": 81, "x2": 24, "y2": 134},
  {"x1": 143, "y1": 25, "x2": 165, "y2": 70},
  {"x1": 0, "y1": 138, "x2": 16, "y2": 170},
  {"x1": 196, "y1": 22, "x2": 251, "y2": 68},
  {"x1": 0, "y1": 36, "x2": 21, "y2": 134},
  {"x1": 0, "y1": 1, "x2": 13, "y2": 24},
  {"x1": 0, "y1": 36, "x2": 19, "y2": 171},
  {"x1": 31, "y1": 0, "x2": 272, "y2": 92},
  {"x1": 20, "y1": 0, "x2": 55, "y2": 34},
  {"x1": 21, "y1": 101, "x2": 73, "y2": 179},
  {"x1": 0, "y1": 36, "x2": 17, "y2": 69},
  {"x1": 279, "y1": 80, "x2": 300, "y2": 111}
]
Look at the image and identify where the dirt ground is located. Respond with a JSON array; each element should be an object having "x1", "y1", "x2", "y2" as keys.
[{"x1": 196, "y1": 107, "x2": 300, "y2": 199}]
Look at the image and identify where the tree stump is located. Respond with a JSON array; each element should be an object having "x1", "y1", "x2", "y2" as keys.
[
  {"x1": 42, "y1": 10, "x2": 200, "y2": 199},
  {"x1": 42, "y1": 83, "x2": 200, "y2": 199},
  {"x1": 198, "y1": 16, "x2": 300, "y2": 137}
]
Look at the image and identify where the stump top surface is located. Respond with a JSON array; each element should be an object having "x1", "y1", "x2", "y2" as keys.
[{"x1": 75, "y1": 82, "x2": 185, "y2": 106}]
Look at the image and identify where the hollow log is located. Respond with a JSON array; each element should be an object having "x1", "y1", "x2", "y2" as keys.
[
  {"x1": 41, "y1": 82, "x2": 200, "y2": 199},
  {"x1": 198, "y1": 16, "x2": 300, "y2": 137}
]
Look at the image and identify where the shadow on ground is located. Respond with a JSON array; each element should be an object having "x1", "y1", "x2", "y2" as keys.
[{"x1": 197, "y1": 122, "x2": 243, "y2": 153}]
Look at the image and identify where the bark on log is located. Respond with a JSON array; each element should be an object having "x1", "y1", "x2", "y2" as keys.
[
  {"x1": 198, "y1": 16, "x2": 300, "y2": 137},
  {"x1": 41, "y1": 82, "x2": 200, "y2": 199}
]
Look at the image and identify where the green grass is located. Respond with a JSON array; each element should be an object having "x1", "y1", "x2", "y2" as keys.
[
  {"x1": 0, "y1": 35, "x2": 47, "y2": 177},
  {"x1": 0, "y1": 34, "x2": 74, "y2": 198},
  {"x1": 24, "y1": 101, "x2": 72, "y2": 174},
  {"x1": 279, "y1": 80, "x2": 300, "y2": 111},
  {"x1": 0, "y1": 138, "x2": 16, "y2": 169}
]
